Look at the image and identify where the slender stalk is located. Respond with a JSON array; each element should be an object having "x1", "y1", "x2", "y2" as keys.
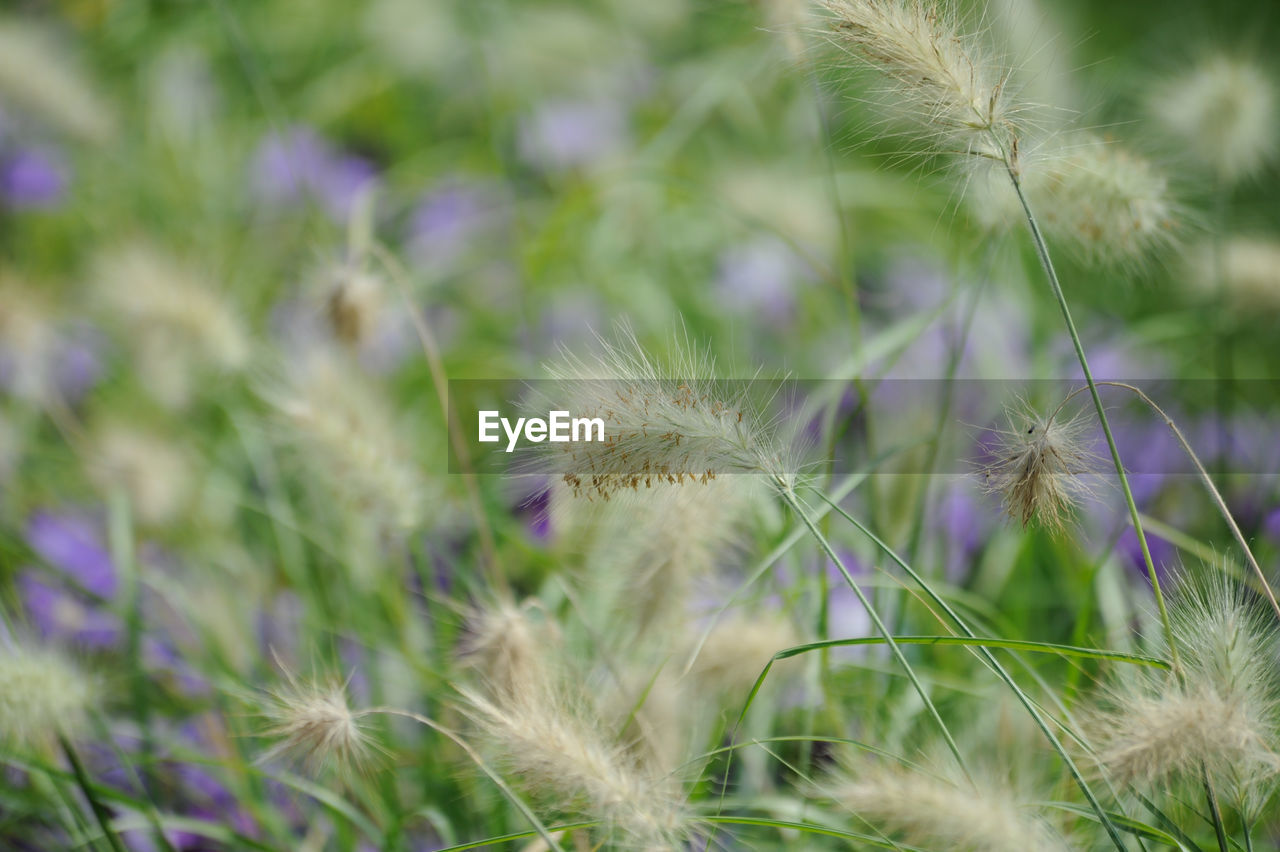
[
  {"x1": 1004, "y1": 167, "x2": 1181, "y2": 675},
  {"x1": 1076, "y1": 381, "x2": 1280, "y2": 619},
  {"x1": 1202, "y1": 769, "x2": 1230, "y2": 852},
  {"x1": 813, "y1": 490, "x2": 1130, "y2": 851},
  {"x1": 781, "y1": 490, "x2": 972, "y2": 784},
  {"x1": 60, "y1": 735, "x2": 129, "y2": 852}
]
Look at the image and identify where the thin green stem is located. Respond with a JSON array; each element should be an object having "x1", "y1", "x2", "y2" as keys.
[
  {"x1": 60, "y1": 735, "x2": 128, "y2": 852},
  {"x1": 781, "y1": 490, "x2": 972, "y2": 784},
  {"x1": 1202, "y1": 768, "x2": 1230, "y2": 852},
  {"x1": 1004, "y1": 167, "x2": 1181, "y2": 676},
  {"x1": 813, "y1": 489, "x2": 1130, "y2": 851}
]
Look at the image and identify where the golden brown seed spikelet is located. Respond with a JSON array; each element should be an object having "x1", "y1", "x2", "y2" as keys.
[
  {"x1": 980, "y1": 402, "x2": 1100, "y2": 532},
  {"x1": 541, "y1": 331, "x2": 793, "y2": 501},
  {"x1": 825, "y1": 760, "x2": 1068, "y2": 852}
]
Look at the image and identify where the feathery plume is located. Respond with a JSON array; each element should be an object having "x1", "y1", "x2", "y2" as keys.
[
  {"x1": 541, "y1": 331, "x2": 793, "y2": 501},
  {"x1": 979, "y1": 400, "x2": 1100, "y2": 531},
  {"x1": 257, "y1": 669, "x2": 373, "y2": 775},
  {"x1": 87, "y1": 423, "x2": 192, "y2": 527},
  {"x1": 462, "y1": 683, "x2": 687, "y2": 847},
  {"x1": 824, "y1": 759, "x2": 1068, "y2": 852},
  {"x1": 0, "y1": 644, "x2": 92, "y2": 747},
  {"x1": 459, "y1": 599, "x2": 559, "y2": 699},
  {"x1": 1086, "y1": 574, "x2": 1280, "y2": 812},
  {"x1": 264, "y1": 351, "x2": 426, "y2": 530},
  {"x1": 92, "y1": 243, "x2": 248, "y2": 407},
  {"x1": 970, "y1": 134, "x2": 1178, "y2": 266},
  {"x1": 819, "y1": 0, "x2": 1020, "y2": 159},
  {"x1": 1189, "y1": 237, "x2": 1280, "y2": 312},
  {"x1": 1153, "y1": 55, "x2": 1276, "y2": 183},
  {"x1": 0, "y1": 276, "x2": 60, "y2": 404},
  {"x1": 553, "y1": 474, "x2": 767, "y2": 635},
  {"x1": 686, "y1": 610, "x2": 802, "y2": 697},
  {"x1": 0, "y1": 19, "x2": 115, "y2": 143}
]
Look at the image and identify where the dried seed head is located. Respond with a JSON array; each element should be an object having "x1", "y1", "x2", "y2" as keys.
[
  {"x1": 979, "y1": 402, "x2": 1100, "y2": 532},
  {"x1": 1087, "y1": 573, "x2": 1280, "y2": 813},
  {"x1": 324, "y1": 266, "x2": 385, "y2": 347},
  {"x1": 1154, "y1": 55, "x2": 1276, "y2": 183},
  {"x1": 541, "y1": 331, "x2": 793, "y2": 501},
  {"x1": 0, "y1": 645, "x2": 92, "y2": 748},
  {"x1": 819, "y1": 0, "x2": 1021, "y2": 158},
  {"x1": 825, "y1": 759, "x2": 1068, "y2": 852},
  {"x1": 258, "y1": 671, "x2": 372, "y2": 775}
]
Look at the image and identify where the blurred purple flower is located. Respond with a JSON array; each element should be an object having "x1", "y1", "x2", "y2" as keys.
[
  {"x1": 517, "y1": 99, "x2": 627, "y2": 172},
  {"x1": 1264, "y1": 508, "x2": 1280, "y2": 544},
  {"x1": 54, "y1": 322, "x2": 106, "y2": 403},
  {"x1": 1116, "y1": 526, "x2": 1178, "y2": 584},
  {"x1": 934, "y1": 478, "x2": 991, "y2": 582},
  {"x1": 406, "y1": 179, "x2": 506, "y2": 270},
  {"x1": 25, "y1": 509, "x2": 116, "y2": 598},
  {"x1": 715, "y1": 237, "x2": 808, "y2": 325},
  {"x1": 19, "y1": 572, "x2": 121, "y2": 646},
  {"x1": 1, "y1": 146, "x2": 67, "y2": 208},
  {"x1": 824, "y1": 551, "x2": 873, "y2": 662},
  {"x1": 249, "y1": 126, "x2": 377, "y2": 222}
]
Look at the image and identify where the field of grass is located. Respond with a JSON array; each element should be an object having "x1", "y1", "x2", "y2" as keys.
[{"x1": 2, "y1": 0, "x2": 1280, "y2": 849}]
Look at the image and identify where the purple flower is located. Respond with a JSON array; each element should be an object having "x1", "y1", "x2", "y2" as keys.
[
  {"x1": 54, "y1": 322, "x2": 106, "y2": 403},
  {"x1": 249, "y1": 126, "x2": 377, "y2": 222},
  {"x1": 0, "y1": 146, "x2": 68, "y2": 208},
  {"x1": 517, "y1": 99, "x2": 627, "y2": 172},
  {"x1": 1116, "y1": 527, "x2": 1178, "y2": 585},
  {"x1": 25, "y1": 510, "x2": 116, "y2": 598},
  {"x1": 406, "y1": 180, "x2": 506, "y2": 269},
  {"x1": 715, "y1": 237, "x2": 808, "y2": 325},
  {"x1": 1264, "y1": 508, "x2": 1280, "y2": 544},
  {"x1": 934, "y1": 478, "x2": 991, "y2": 582},
  {"x1": 19, "y1": 572, "x2": 121, "y2": 646}
]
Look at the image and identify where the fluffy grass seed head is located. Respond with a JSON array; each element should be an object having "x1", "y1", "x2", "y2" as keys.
[
  {"x1": 1189, "y1": 236, "x2": 1280, "y2": 313},
  {"x1": 541, "y1": 331, "x2": 794, "y2": 501},
  {"x1": 1087, "y1": 573, "x2": 1280, "y2": 811},
  {"x1": 92, "y1": 243, "x2": 249, "y2": 407},
  {"x1": 979, "y1": 401, "x2": 1100, "y2": 532},
  {"x1": 0, "y1": 645, "x2": 93, "y2": 748},
  {"x1": 1154, "y1": 55, "x2": 1276, "y2": 183},
  {"x1": 819, "y1": 0, "x2": 1021, "y2": 160},
  {"x1": 0, "y1": 18, "x2": 115, "y2": 143},
  {"x1": 969, "y1": 134, "x2": 1179, "y2": 267},
  {"x1": 458, "y1": 598, "x2": 559, "y2": 699},
  {"x1": 88, "y1": 423, "x2": 193, "y2": 527},
  {"x1": 257, "y1": 669, "x2": 374, "y2": 775},
  {"x1": 0, "y1": 276, "x2": 61, "y2": 403},
  {"x1": 686, "y1": 610, "x2": 802, "y2": 698},
  {"x1": 264, "y1": 351, "x2": 426, "y2": 530},
  {"x1": 824, "y1": 759, "x2": 1068, "y2": 852},
  {"x1": 461, "y1": 676, "x2": 688, "y2": 846}
]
